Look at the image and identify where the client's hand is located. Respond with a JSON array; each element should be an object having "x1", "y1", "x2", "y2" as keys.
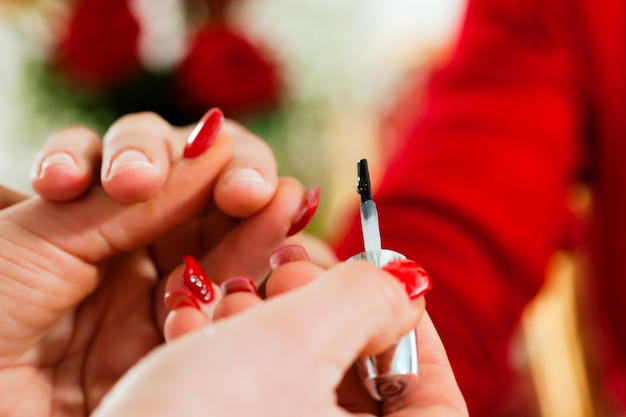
[
  {"x1": 0, "y1": 111, "x2": 316, "y2": 416},
  {"x1": 93, "y1": 259, "x2": 468, "y2": 417}
]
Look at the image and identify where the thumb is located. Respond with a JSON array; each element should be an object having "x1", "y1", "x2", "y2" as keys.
[{"x1": 259, "y1": 260, "x2": 425, "y2": 382}]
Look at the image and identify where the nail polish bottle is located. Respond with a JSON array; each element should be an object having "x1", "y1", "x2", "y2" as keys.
[{"x1": 347, "y1": 160, "x2": 419, "y2": 401}]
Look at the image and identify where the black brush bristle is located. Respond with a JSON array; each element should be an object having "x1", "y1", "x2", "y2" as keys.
[{"x1": 357, "y1": 159, "x2": 372, "y2": 203}]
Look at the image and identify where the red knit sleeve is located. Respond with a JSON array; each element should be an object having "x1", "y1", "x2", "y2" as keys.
[{"x1": 334, "y1": 0, "x2": 585, "y2": 414}]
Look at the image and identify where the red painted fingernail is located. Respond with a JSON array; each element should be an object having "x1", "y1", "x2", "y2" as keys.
[
  {"x1": 286, "y1": 185, "x2": 320, "y2": 237},
  {"x1": 181, "y1": 255, "x2": 215, "y2": 303},
  {"x1": 269, "y1": 244, "x2": 310, "y2": 270},
  {"x1": 183, "y1": 108, "x2": 224, "y2": 158},
  {"x1": 220, "y1": 276, "x2": 259, "y2": 296},
  {"x1": 382, "y1": 259, "x2": 431, "y2": 300},
  {"x1": 164, "y1": 287, "x2": 201, "y2": 311}
]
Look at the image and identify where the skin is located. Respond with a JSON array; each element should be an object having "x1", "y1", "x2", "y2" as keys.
[
  {"x1": 0, "y1": 112, "x2": 305, "y2": 416},
  {"x1": 94, "y1": 261, "x2": 468, "y2": 417},
  {"x1": 2, "y1": 111, "x2": 468, "y2": 416}
]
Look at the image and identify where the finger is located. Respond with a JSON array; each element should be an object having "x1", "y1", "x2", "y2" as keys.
[
  {"x1": 162, "y1": 260, "x2": 220, "y2": 342},
  {"x1": 262, "y1": 261, "x2": 424, "y2": 368},
  {"x1": 202, "y1": 178, "x2": 320, "y2": 285},
  {"x1": 212, "y1": 276, "x2": 262, "y2": 321},
  {"x1": 383, "y1": 313, "x2": 468, "y2": 417},
  {"x1": 164, "y1": 307, "x2": 210, "y2": 341},
  {"x1": 284, "y1": 232, "x2": 339, "y2": 269},
  {"x1": 145, "y1": 208, "x2": 239, "y2": 276},
  {"x1": 164, "y1": 273, "x2": 261, "y2": 341},
  {"x1": 31, "y1": 125, "x2": 101, "y2": 201},
  {"x1": 146, "y1": 175, "x2": 318, "y2": 278},
  {"x1": 0, "y1": 184, "x2": 27, "y2": 209},
  {"x1": 336, "y1": 363, "x2": 379, "y2": 414},
  {"x1": 100, "y1": 112, "x2": 179, "y2": 203},
  {"x1": 212, "y1": 120, "x2": 278, "y2": 218},
  {"x1": 264, "y1": 244, "x2": 323, "y2": 297}
]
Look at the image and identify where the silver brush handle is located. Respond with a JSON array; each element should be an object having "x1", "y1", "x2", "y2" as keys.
[{"x1": 347, "y1": 249, "x2": 419, "y2": 401}]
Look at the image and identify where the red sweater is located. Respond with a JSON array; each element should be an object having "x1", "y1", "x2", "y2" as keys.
[{"x1": 335, "y1": 0, "x2": 626, "y2": 414}]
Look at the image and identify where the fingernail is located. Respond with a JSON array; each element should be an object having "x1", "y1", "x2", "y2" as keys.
[
  {"x1": 382, "y1": 259, "x2": 431, "y2": 300},
  {"x1": 164, "y1": 287, "x2": 201, "y2": 311},
  {"x1": 269, "y1": 244, "x2": 310, "y2": 270},
  {"x1": 107, "y1": 148, "x2": 154, "y2": 179},
  {"x1": 220, "y1": 276, "x2": 258, "y2": 296},
  {"x1": 183, "y1": 107, "x2": 224, "y2": 158},
  {"x1": 286, "y1": 185, "x2": 320, "y2": 237},
  {"x1": 223, "y1": 167, "x2": 269, "y2": 188},
  {"x1": 36, "y1": 151, "x2": 77, "y2": 179},
  {"x1": 182, "y1": 255, "x2": 215, "y2": 303}
]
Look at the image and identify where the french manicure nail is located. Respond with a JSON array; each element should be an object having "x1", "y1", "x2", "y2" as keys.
[
  {"x1": 220, "y1": 276, "x2": 259, "y2": 296},
  {"x1": 183, "y1": 107, "x2": 224, "y2": 158},
  {"x1": 224, "y1": 167, "x2": 269, "y2": 188},
  {"x1": 382, "y1": 259, "x2": 431, "y2": 300},
  {"x1": 286, "y1": 185, "x2": 320, "y2": 237},
  {"x1": 269, "y1": 244, "x2": 310, "y2": 270},
  {"x1": 182, "y1": 255, "x2": 215, "y2": 303},
  {"x1": 36, "y1": 151, "x2": 77, "y2": 179},
  {"x1": 107, "y1": 148, "x2": 154, "y2": 179}
]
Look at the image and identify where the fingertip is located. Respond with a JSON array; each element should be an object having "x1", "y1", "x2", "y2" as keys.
[
  {"x1": 265, "y1": 260, "x2": 324, "y2": 297},
  {"x1": 317, "y1": 261, "x2": 423, "y2": 355},
  {"x1": 213, "y1": 166, "x2": 277, "y2": 217},
  {"x1": 212, "y1": 292, "x2": 262, "y2": 321},
  {"x1": 381, "y1": 259, "x2": 432, "y2": 301},
  {"x1": 164, "y1": 307, "x2": 211, "y2": 342},
  {"x1": 31, "y1": 151, "x2": 93, "y2": 201},
  {"x1": 212, "y1": 120, "x2": 278, "y2": 217},
  {"x1": 164, "y1": 258, "x2": 221, "y2": 317},
  {"x1": 32, "y1": 126, "x2": 101, "y2": 201},
  {"x1": 101, "y1": 163, "x2": 165, "y2": 203},
  {"x1": 100, "y1": 113, "x2": 175, "y2": 204}
]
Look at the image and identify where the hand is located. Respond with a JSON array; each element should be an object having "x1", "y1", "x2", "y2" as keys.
[
  {"x1": 93, "y1": 259, "x2": 468, "y2": 417},
  {"x1": 0, "y1": 111, "x2": 316, "y2": 415}
]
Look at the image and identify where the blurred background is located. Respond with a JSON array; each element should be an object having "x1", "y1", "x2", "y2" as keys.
[{"x1": 0, "y1": 1, "x2": 601, "y2": 416}]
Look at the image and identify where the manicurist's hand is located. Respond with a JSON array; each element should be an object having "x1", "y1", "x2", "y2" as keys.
[
  {"x1": 0, "y1": 110, "x2": 317, "y2": 416},
  {"x1": 94, "y1": 258, "x2": 468, "y2": 417}
]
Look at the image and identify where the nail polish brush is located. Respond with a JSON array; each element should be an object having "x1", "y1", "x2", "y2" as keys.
[
  {"x1": 357, "y1": 159, "x2": 382, "y2": 252},
  {"x1": 348, "y1": 158, "x2": 420, "y2": 401}
]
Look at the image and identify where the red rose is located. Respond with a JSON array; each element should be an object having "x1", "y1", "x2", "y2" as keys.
[
  {"x1": 54, "y1": 0, "x2": 141, "y2": 88},
  {"x1": 176, "y1": 25, "x2": 281, "y2": 115}
]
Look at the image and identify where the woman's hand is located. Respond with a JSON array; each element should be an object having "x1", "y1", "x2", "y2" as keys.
[
  {"x1": 94, "y1": 258, "x2": 468, "y2": 417},
  {"x1": 0, "y1": 110, "x2": 316, "y2": 416}
]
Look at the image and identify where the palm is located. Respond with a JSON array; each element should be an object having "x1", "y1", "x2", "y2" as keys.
[{"x1": 0, "y1": 248, "x2": 162, "y2": 416}]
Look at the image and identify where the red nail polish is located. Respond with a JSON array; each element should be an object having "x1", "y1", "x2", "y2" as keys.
[
  {"x1": 382, "y1": 259, "x2": 431, "y2": 300},
  {"x1": 182, "y1": 255, "x2": 215, "y2": 303},
  {"x1": 269, "y1": 244, "x2": 310, "y2": 270},
  {"x1": 286, "y1": 186, "x2": 320, "y2": 237},
  {"x1": 220, "y1": 276, "x2": 259, "y2": 296},
  {"x1": 164, "y1": 287, "x2": 201, "y2": 311},
  {"x1": 183, "y1": 108, "x2": 224, "y2": 159}
]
